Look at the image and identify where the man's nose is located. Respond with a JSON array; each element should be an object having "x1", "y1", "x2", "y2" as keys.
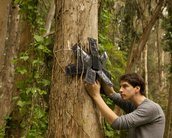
[{"x1": 119, "y1": 87, "x2": 123, "y2": 93}]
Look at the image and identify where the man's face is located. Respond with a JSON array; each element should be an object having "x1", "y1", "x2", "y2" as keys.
[{"x1": 119, "y1": 81, "x2": 138, "y2": 100}]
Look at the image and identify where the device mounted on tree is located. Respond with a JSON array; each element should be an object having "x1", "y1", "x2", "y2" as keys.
[{"x1": 65, "y1": 37, "x2": 113, "y2": 86}]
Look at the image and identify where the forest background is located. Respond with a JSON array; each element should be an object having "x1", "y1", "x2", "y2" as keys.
[{"x1": 0, "y1": 0, "x2": 172, "y2": 138}]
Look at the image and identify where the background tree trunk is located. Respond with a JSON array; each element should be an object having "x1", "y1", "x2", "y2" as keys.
[
  {"x1": 144, "y1": 44, "x2": 148, "y2": 97},
  {"x1": 0, "y1": 1, "x2": 20, "y2": 129},
  {"x1": 0, "y1": 0, "x2": 10, "y2": 72},
  {"x1": 47, "y1": 0, "x2": 104, "y2": 137},
  {"x1": 5, "y1": 20, "x2": 33, "y2": 138}
]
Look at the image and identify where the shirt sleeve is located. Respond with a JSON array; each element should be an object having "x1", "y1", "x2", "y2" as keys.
[
  {"x1": 109, "y1": 93, "x2": 136, "y2": 113},
  {"x1": 111, "y1": 101, "x2": 157, "y2": 130}
]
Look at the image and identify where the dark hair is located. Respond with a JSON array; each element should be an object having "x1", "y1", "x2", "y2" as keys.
[{"x1": 119, "y1": 73, "x2": 145, "y2": 95}]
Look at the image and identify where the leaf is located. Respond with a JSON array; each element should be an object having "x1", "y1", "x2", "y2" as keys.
[
  {"x1": 12, "y1": 58, "x2": 18, "y2": 64},
  {"x1": 12, "y1": 96, "x2": 19, "y2": 101},
  {"x1": 34, "y1": 107, "x2": 45, "y2": 119},
  {"x1": 40, "y1": 79, "x2": 50, "y2": 86},
  {"x1": 26, "y1": 87, "x2": 40, "y2": 95},
  {"x1": 37, "y1": 45, "x2": 51, "y2": 54},
  {"x1": 34, "y1": 35, "x2": 44, "y2": 43},
  {"x1": 19, "y1": 54, "x2": 29, "y2": 61},
  {"x1": 39, "y1": 90, "x2": 47, "y2": 95},
  {"x1": 17, "y1": 100, "x2": 26, "y2": 107},
  {"x1": 34, "y1": 72, "x2": 40, "y2": 79},
  {"x1": 16, "y1": 67, "x2": 27, "y2": 75},
  {"x1": 14, "y1": 0, "x2": 22, "y2": 4},
  {"x1": 32, "y1": 59, "x2": 44, "y2": 66}
]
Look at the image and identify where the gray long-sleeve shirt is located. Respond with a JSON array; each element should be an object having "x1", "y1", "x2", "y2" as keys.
[{"x1": 110, "y1": 93, "x2": 165, "y2": 138}]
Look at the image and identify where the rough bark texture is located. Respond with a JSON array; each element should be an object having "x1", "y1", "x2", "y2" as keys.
[
  {"x1": 144, "y1": 44, "x2": 148, "y2": 97},
  {"x1": 48, "y1": 0, "x2": 104, "y2": 137},
  {"x1": 0, "y1": 1, "x2": 20, "y2": 127},
  {"x1": 5, "y1": 21, "x2": 33, "y2": 138},
  {"x1": 0, "y1": 0, "x2": 10, "y2": 74}
]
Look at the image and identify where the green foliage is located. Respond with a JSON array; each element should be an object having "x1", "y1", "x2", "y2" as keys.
[
  {"x1": 7, "y1": 1, "x2": 53, "y2": 138},
  {"x1": 19, "y1": 106, "x2": 48, "y2": 138},
  {"x1": 0, "y1": 127, "x2": 5, "y2": 138},
  {"x1": 98, "y1": 7, "x2": 127, "y2": 90},
  {"x1": 14, "y1": 41, "x2": 51, "y2": 137},
  {"x1": 104, "y1": 121, "x2": 120, "y2": 137},
  {"x1": 14, "y1": 0, "x2": 44, "y2": 32},
  {"x1": 117, "y1": 0, "x2": 139, "y2": 52},
  {"x1": 98, "y1": 1, "x2": 128, "y2": 137}
]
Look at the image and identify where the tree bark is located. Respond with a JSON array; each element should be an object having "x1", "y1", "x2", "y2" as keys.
[
  {"x1": 47, "y1": 0, "x2": 104, "y2": 138},
  {"x1": 0, "y1": 0, "x2": 10, "y2": 72},
  {"x1": 156, "y1": 21, "x2": 163, "y2": 90},
  {"x1": 144, "y1": 44, "x2": 148, "y2": 97},
  {"x1": 0, "y1": 1, "x2": 20, "y2": 128}
]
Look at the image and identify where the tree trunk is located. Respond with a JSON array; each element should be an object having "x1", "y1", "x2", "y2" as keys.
[
  {"x1": 0, "y1": 1, "x2": 20, "y2": 129},
  {"x1": 0, "y1": 0, "x2": 10, "y2": 72},
  {"x1": 47, "y1": 0, "x2": 104, "y2": 138},
  {"x1": 5, "y1": 20, "x2": 33, "y2": 138},
  {"x1": 144, "y1": 44, "x2": 148, "y2": 97}
]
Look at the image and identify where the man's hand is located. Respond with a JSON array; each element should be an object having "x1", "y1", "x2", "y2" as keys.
[
  {"x1": 84, "y1": 80, "x2": 118, "y2": 124},
  {"x1": 84, "y1": 80, "x2": 101, "y2": 99}
]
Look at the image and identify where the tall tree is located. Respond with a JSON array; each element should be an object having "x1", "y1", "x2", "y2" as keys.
[
  {"x1": 144, "y1": 44, "x2": 148, "y2": 97},
  {"x1": 47, "y1": 0, "x2": 104, "y2": 137},
  {"x1": 0, "y1": 0, "x2": 20, "y2": 131},
  {"x1": 164, "y1": 0, "x2": 172, "y2": 137}
]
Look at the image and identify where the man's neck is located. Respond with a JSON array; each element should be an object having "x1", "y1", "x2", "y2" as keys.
[{"x1": 131, "y1": 95, "x2": 146, "y2": 107}]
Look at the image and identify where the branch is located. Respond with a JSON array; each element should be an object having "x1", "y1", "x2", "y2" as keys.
[
  {"x1": 126, "y1": 0, "x2": 165, "y2": 72},
  {"x1": 44, "y1": 0, "x2": 55, "y2": 37}
]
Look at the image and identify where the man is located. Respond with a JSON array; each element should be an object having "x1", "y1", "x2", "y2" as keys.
[{"x1": 84, "y1": 73, "x2": 165, "y2": 138}]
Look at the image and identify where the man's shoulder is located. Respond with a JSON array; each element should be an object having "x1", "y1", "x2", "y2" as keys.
[
  {"x1": 139, "y1": 98, "x2": 164, "y2": 116},
  {"x1": 143, "y1": 99, "x2": 161, "y2": 108}
]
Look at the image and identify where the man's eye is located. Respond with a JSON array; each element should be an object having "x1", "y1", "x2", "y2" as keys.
[{"x1": 122, "y1": 84, "x2": 128, "y2": 88}]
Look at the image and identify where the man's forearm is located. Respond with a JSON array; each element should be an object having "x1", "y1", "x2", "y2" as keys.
[{"x1": 93, "y1": 95, "x2": 118, "y2": 124}]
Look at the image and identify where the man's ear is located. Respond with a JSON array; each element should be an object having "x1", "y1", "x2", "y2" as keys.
[{"x1": 135, "y1": 86, "x2": 140, "y2": 91}]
